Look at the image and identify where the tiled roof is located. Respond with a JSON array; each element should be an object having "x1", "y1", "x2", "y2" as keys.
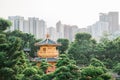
[
  {"x1": 40, "y1": 39, "x2": 56, "y2": 44},
  {"x1": 32, "y1": 57, "x2": 58, "y2": 62},
  {"x1": 35, "y1": 38, "x2": 61, "y2": 46}
]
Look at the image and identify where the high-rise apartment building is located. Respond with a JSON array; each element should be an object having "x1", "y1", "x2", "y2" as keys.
[
  {"x1": 69, "y1": 25, "x2": 78, "y2": 41},
  {"x1": 56, "y1": 21, "x2": 64, "y2": 38},
  {"x1": 87, "y1": 12, "x2": 119, "y2": 41},
  {"x1": 87, "y1": 26, "x2": 92, "y2": 34},
  {"x1": 8, "y1": 16, "x2": 24, "y2": 31},
  {"x1": 63, "y1": 25, "x2": 78, "y2": 42},
  {"x1": 23, "y1": 20, "x2": 29, "y2": 33},
  {"x1": 78, "y1": 28, "x2": 88, "y2": 33},
  {"x1": 39, "y1": 20, "x2": 47, "y2": 39},
  {"x1": 63, "y1": 25, "x2": 71, "y2": 40},
  {"x1": 108, "y1": 12, "x2": 119, "y2": 33},
  {"x1": 47, "y1": 27, "x2": 56, "y2": 41},
  {"x1": 99, "y1": 12, "x2": 119, "y2": 34},
  {"x1": 8, "y1": 16, "x2": 47, "y2": 39},
  {"x1": 91, "y1": 21, "x2": 109, "y2": 41},
  {"x1": 99, "y1": 13, "x2": 108, "y2": 22},
  {"x1": 28, "y1": 17, "x2": 39, "y2": 38}
]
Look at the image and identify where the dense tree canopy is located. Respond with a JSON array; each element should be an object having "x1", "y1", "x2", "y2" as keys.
[
  {"x1": 22, "y1": 66, "x2": 43, "y2": 80},
  {"x1": 80, "y1": 58, "x2": 111, "y2": 80},
  {"x1": 6, "y1": 30, "x2": 41, "y2": 57},
  {"x1": 94, "y1": 37, "x2": 120, "y2": 69},
  {"x1": 114, "y1": 63, "x2": 120, "y2": 75},
  {"x1": 40, "y1": 60, "x2": 51, "y2": 73},
  {"x1": 57, "y1": 38, "x2": 69, "y2": 54},
  {"x1": 0, "y1": 18, "x2": 12, "y2": 31},
  {"x1": 75, "y1": 33, "x2": 92, "y2": 41},
  {"x1": 68, "y1": 33, "x2": 96, "y2": 65},
  {"x1": 53, "y1": 54, "x2": 81, "y2": 80},
  {"x1": 0, "y1": 18, "x2": 28, "y2": 80}
]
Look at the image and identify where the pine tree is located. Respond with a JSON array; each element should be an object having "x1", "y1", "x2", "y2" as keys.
[
  {"x1": 0, "y1": 18, "x2": 28, "y2": 80},
  {"x1": 53, "y1": 54, "x2": 81, "y2": 80}
]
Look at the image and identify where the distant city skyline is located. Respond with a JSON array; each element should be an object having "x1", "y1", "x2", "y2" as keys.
[
  {"x1": 0, "y1": 0, "x2": 120, "y2": 28},
  {"x1": 7, "y1": 12, "x2": 120, "y2": 42}
]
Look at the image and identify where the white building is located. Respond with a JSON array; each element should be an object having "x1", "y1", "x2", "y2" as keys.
[
  {"x1": 99, "y1": 12, "x2": 119, "y2": 34},
  {"x1": 91, "y1": 21, "x2": 109, "y2": 41},
  {"x1": 28, "y1": 17, "x2": 39, "y2": 38},
  {"x1": 87, "y1": 26, "x2": 93, "y2": 34},
  {"x1": 23, "y1": 20, "x2": 29, "y2": 33},
  {"x1": 8, "y1": 16, "x2": 47, "y2": 39},
  {"x1": 28, "y1": 18, "x2": 47, "y2": 39},
  {"x1": 8, "y1": 16, "x2": 24, "y2": 31},
  {"x1": 63, "y1": 25, "x2": 71, "y2": 41},
  {"x1": 47, "y1": 27, "x2": 57, "y2": 41},
  {"x1": 108, "y1": 31, "x2": 120, "y2": 40},
  {"x1": 63, "y1": 25, "x2": 78, "y2": 42},
  {"x1": 56, "y1": 21, "x2": 64, "y2": 38},
  {"x1": 70, "y1": 25, "x2": 78, "y2": 41},
  {"x1": 78, "y1": 28, "x2": 88, "y2": 33},
  {"x1": 39, "y1": 20, "x2": 47, "y2": 39}
]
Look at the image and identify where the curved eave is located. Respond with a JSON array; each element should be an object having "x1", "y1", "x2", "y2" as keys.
[
  {"x1": 32, "y1": 60, "x2": 57, "y2": 62},
  {"x1": 31, "y1": 57, "x2": 58, "y2": 62},
  {"x1": 35, "y1": 43, "x2": 61, "y2": 46}
]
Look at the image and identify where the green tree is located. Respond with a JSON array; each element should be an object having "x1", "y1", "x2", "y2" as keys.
[
  {"x1": 0, "y1": 18, "x2": 29, "y2": 80},
  {"x1": 75, "y1": 32, "x2": 92, "y2": 42},
  {"x1": 90, "y1": 58, "x2": 107, "y2": 73},
  {"x1": 40, "y1": 60, "x2": 51, "y2": 73},
  {"x1": 6, "y1": 30, "x2": 41, "y2": 57},
  {"x1": 96, "y1": 37, "x2": 120, "y2": 69},
  {"x1": 68, "y1": 33, "x2": 96, "y2": 65},
  {"x1": 56, "y1": 54, "x2": 76, "y2": 67},
  {"x1": 93, "y1": 42, "x2": 106, "y2": 60},
  {"x1": 22, "y1": 66, "x2": 43, "y2": 80},
  {"x1": 40, "y1": 72, "x2": 54, "y2": 80},
  {"x1": 0, "y1": 36, "x2": 29, "y2": 80},
  {"x1": 0, "y1": 18, "x2": 12, "y2": 31},
  {"x1": 113, "y1": 37, "x2": 120, "y2": 62},
  {"x1": 81, "y1": 66, "x2": 104, "y2": 80},
  {"x1": 53, "y1": 54, "x2": 81, "y2": 80},
  {"x1": 57, "y1": 38, "x2": 69, "y2": 54},
  {"x1": 80, "y1": 58, "x2": 111, "y2": 80},
  {"x1": 114, "y1": 63, "x2": 120, "y2": 75},
  {"x1": 90, "y1": 58, "x2": 105, "y2": 67}
]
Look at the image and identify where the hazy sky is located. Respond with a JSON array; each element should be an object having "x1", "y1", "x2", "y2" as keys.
[{"x1": 0, "y1": 0, "x2": 120, "y2": 28}]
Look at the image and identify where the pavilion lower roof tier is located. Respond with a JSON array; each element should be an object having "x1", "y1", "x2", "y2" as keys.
[{"x1": 31, "y1": 57, "x2": 58, "y2": 62}]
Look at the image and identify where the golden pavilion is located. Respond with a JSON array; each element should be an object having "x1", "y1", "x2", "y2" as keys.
[{"x1": 34, "y1": 34, "x2": 61, "y2": 73}]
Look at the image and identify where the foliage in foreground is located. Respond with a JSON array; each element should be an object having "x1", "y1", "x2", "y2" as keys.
[
  {"x1": 0, "y1": 18, "x2": 116, "y2": 80},
  {"x1": 68, "y1": 32, "x2": 120, "y2": 71},
  {"x1": 57, "y1": 38, "x2": 69, "y2": 54},
  {"x1": 80, "y1": 58, "x2": 111, "y2": 80},
  {"x1": 68, "y1": 33, "x2": 96, "y2": 65},
  {"x1": 6, "y1": 30, "x2": 41, "y2": 57},
  {"x1": 0, "y1": 18, "x2": 28, "y2": 80}
]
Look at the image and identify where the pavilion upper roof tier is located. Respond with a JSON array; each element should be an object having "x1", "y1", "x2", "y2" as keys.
[{"x1": 35, "y1": 34, "x2": 61, "y2": 46}]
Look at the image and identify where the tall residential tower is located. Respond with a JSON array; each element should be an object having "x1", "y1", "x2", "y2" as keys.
[{"x1": 8, "y1": 16, "x2": 24, "y2": 31}]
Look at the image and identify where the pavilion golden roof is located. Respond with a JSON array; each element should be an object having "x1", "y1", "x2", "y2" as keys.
[{"x1": 35, "y1": 34, "x2": 61, "y2": 46}]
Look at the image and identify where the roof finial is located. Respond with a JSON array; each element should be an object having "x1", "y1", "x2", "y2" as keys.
[{"x1": 46, "y1": 34, "x2": 50, "y2": 39}]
